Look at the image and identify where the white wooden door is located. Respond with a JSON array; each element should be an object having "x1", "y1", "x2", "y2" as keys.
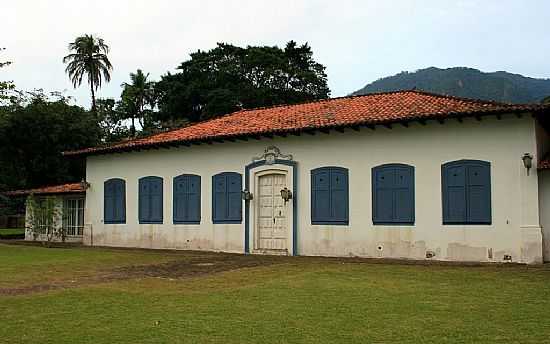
[{"x1": 257, "y1": 173, "x2": 288, "y2": 251}]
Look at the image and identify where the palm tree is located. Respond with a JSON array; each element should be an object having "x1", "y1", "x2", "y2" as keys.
[
  {"x1": 63, "y1": 35, "x2": 112, "y2": 113},
  {"x1": 121, "y1": 69, "x2": 154, "y2": 135}
]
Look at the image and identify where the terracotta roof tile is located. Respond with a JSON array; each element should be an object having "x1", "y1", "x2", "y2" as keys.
[
  {"x1": 3, "y1": 183, "x2": 86, "y2": 196},
  {"x1": 64, "y1": 90, "x2": 549, "y2": 156}
]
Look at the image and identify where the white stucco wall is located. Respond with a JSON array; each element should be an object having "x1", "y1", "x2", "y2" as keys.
[{"x1": 84, "y1": 114, "x2": 544, "y2": 263}]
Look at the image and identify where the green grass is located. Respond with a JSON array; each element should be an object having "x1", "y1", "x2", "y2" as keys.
[
  {"x1": 0, "y1": 228, "x2": 25, "y2": 240},
  {"x1": 0, "y1": 244, "x2": 549, "y2": 343},
  {"x1": 0, "y1": 228, "x2": 24, "y2": 235}
]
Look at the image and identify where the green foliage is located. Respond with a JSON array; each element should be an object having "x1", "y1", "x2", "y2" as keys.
[
  {"x1": 0, "y1": 91, "x2": 102, "y2": 190},
  {"x1": 155, "y1": 41, "x2": 330, "y2": 123},
  {"x1": 0, "y1": 228, "x2": 24, "y2": 239},
  {"x1": 542, "y1": 95, "x2": 550, "y2": 104},
  {"x1": 63, "y1": 35, "x2": 113, "y2": 112},
  {"x1": 0, "y1": 47, "x2": 15, "y2": 105},
  {"x1": 26, "y1": 195, "x2": 63, "y2": 243},
  {"x1": 95, "y1": 98, "x2": 132, "y2": 142},
  {"x1": 119, "y1": 69, "x2": 157, "y2": 136},
  {"x1": 353, "y1": 67, "x2": 550, "y2": 104}
]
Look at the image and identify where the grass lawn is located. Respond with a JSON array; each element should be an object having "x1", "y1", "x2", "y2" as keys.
[
  {"x1": 0, "y1": 243, "x2": 549, "y2": 343},
  {"x1": 0, "y1": 228, "x2": 24, "y2": 235},
  {"x1": 0, "y1": 228, "x2": 25, "y2": 239}
]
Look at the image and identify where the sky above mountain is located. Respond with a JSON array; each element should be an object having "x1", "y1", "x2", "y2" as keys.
[{"x1": 2, "y1": 0, "x2": 550, "y2": 107}]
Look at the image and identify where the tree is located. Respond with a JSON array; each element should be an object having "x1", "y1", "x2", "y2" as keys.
[
  {"x1": 119, "y1": 69, "x2": 155, "y2": 136},
  {"x1": 542, "y1": 96, "x2": 550, "y2": 104},
  {"x1": 155, "y1": 41, "x2": 329, "y2": 123},
  {"x1": 63, "y1": 34, "x2": 113, "y2": 113},
  {"x1": 0, "y1": 47, "x2": 15, "y2": 104},
  {"x1": 95, "y1": 98, "x2": 131, "y2": 142},
  {"x1": 0, "y1": 90, "x2": 102, "y2": 190}
]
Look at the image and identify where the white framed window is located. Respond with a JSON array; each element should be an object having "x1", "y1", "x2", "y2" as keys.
[{"x1": 63, "y1": 198, "x2": 85, "y2": 236}]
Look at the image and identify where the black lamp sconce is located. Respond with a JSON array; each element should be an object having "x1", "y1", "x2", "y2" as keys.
[
  {"x1": 241, "y1": 190, "x2": 253, "y2": 201},
  {"x1": 522, "y1": 153, "x2": 533, "y2": 175},
  {"x1": 280, "y1": 187, "x2": 293, "y2": 204}
]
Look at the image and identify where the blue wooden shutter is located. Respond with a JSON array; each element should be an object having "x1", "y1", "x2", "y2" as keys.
[
  {"x1": 373, "y1": 164, "x2": 414, "y2": 224},
  {"x1": 213, "y1": 172, "x2": 241, "y2": 223},
  {"x1": 213, "y1": 174, "x2": 227, "y2": 222},
  {"x1": 114, "y1": 179, "x2": 126, "y2": 223},
  {"x1": 311, "y1": 168, "x2": 330, "y2": 223},
  {"x1": 150, "y1": 177, "x2": 163, "y2": 223},
  {"x1": 312, "y1": 167, "x2": 348, "y2": 225},
  {"x1": 443, "y1": 160, "x2": 491, "y2": 224},
  {"x1": 104, "y1": 180, "x2": 115, "y2": 223},
  {"x1": 173, "y1": 175, "x2": 187, "y2": 223},
  {"x1": 227, "y1": 173, "x2": 242, "y2": 222},
  {"x1": 373, "y1": 166, "x2": 395, "y2": 223},
  {"x1": 466, "y1": 162, "x2": 491, "y2": 224},
  {"x1": 139, "y1": 178, "x2": 150, "y2": 223},
  {"x1": 442, "y1": 163, "x2": 467, "y2": 224},
  {"x1": 330, "y1": 168, "x2": 349, "y2": 223},
  {"x1": 139, "y1": 177, "x2": 163, "y2": 223},
  {"x1": 394, "y1": 166, "x2": 414, "y2": 223},
  {"x1": 187, "y1": 175, "x2": 201, "y2": 223}
]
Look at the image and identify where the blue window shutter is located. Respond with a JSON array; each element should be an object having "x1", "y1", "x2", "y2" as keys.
[
  {"x1": 187, "y1": 175, "x2": 201, "y2": 223},
  {"x1": 394, "y1": 166, "x2": 414, "y2": 223},
  {"x1": 311, "y1": 167, "x2": 348, "y2": 225},
  {"x1": 227, "y1": 173, "x2": 242, "y2": 221},
  {"x1": 466, "y1": 163, "x2": 491, "y2": 224},
  {"x1": 213, "y1": 172, "x2": 241, "y2": 223},
  {"x1": 442, "y1": 160, "x2": 490, "y2": 225},
  {"x1": 150, "y1": 177, "x2": 163, "y2": 223},
  {"x1": 138, "y1": 178, "x2": 150, "y2": 223},
  {"x1": 213, "y1": 174, "x2": 226, "y2": 222},
  {"x1": 311, "y1": 169, "x2": 330, "y2": 223},
  {"x1": 372, "y1": 164, "x2": 414, "y2": 224},
  {"x1": 443, "y1": 164, "x2": 467, "y2": 224},
  {"x1": 173, "y1": 176, "x2": 187, "y2": 223},
  {"x1": 139, "y1": 176, "x2": 163, "y2": 223},
  {"x1": 330, "y1": 169, "x2": 349, "y2": 223},
  {"x1": 104, "y1": 180, "x2": 115, "y2": 223},
  {"x1": 373, "y1": 167, "x2": 395, "y2": 223},
  {"x1": 114, "y1": 180, "x2": 126, "y2": 223}
]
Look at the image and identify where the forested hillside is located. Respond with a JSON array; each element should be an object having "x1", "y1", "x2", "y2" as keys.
[{"x1": 353, "y1": 67, "x2": 550, "y2": 104}]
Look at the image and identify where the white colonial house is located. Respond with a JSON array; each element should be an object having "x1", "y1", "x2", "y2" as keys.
[{"x1": 9, "y1": 90, "x2": 550, "y2": 263}]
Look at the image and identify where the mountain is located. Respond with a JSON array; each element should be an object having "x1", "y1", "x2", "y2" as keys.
[{"x1": 352, "y1": 67, "x2": 550, "y2": 104}]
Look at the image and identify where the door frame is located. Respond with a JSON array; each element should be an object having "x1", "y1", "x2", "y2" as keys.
[{"x1": 245, "y1": 159, "x2": 297, "y2": 255}]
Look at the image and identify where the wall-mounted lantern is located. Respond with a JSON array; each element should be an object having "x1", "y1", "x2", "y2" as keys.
[
  {"x1": 280, "y1": 187, "x2": 293, "y2": 204},
  {"x1": 241, "y1": 189, "x2": 253, "y2": 201},
  {"x1": 522, "y1": 153, "x2": 533, "y2": 175},
  {"x1": 80, "y1": 179, "x2": 91, "y2": 190}
]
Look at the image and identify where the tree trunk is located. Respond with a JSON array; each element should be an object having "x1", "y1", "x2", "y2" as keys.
[
  {"x1": 90, "y1": 82, "x2": 96, "y2": 115},
  {"x1": 131, "y1": 117, "x2": 136, "y2": 137}
]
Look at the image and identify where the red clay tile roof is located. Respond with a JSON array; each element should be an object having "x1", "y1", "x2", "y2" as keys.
[
  {"x1": 3, "y1": 183, "x2": 86, "y2": 196},
  {"x1": 64, "y1": 90, "x2": 550, "y2": 157}
]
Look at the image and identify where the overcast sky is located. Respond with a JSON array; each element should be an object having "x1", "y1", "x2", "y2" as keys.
[{"x1": 2, "y1": 0, "x2": 549, "y2": 107}]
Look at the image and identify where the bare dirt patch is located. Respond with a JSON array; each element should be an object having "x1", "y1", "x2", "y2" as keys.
[{"x1": 0, "y1": 251, "x2": 288, "y2": 296}]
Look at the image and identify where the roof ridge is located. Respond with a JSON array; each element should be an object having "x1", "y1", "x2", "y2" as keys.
[{"x1": 405, "y1": 89, "x2": 526, "y2": 106}]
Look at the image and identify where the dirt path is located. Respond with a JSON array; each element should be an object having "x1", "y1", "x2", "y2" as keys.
[
  {"x1": 0, "y1": 253, "x2": 287, "y2": 296},
  {"x1": 1, "y1": 245, "x2": 545, "y2": 296}
]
